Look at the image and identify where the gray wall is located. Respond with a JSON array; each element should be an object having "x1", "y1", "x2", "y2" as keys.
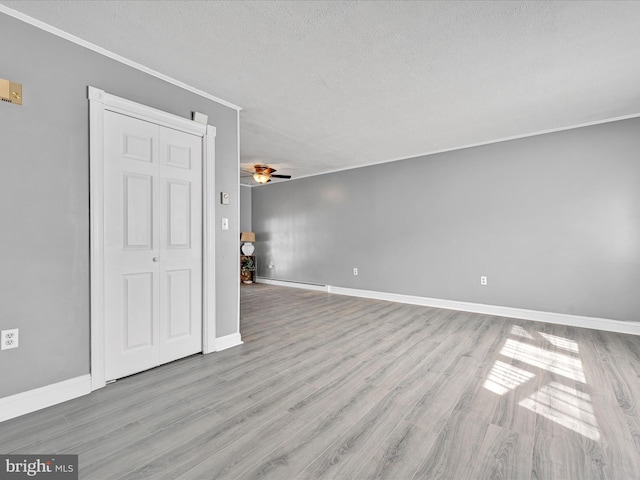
[
  {"x1": 0, "y1": 13, "x2": 239, "y2": 398},
  {"x1": 240, "y1": 185, "x2": 252, "y2": 232},
  {"x1": 253, "y1": 118, "x2": 640, "y2": 322}
]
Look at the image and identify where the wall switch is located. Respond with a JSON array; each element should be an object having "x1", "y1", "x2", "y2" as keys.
[
  {"x1": 353, "y1": 267, "x2": 358, "y2": 276},
  {"x1": 1, "y1": 328, "x2": 19, "y2": 350},
  {"x1": 221, "y1": 192, "x2": 230, "y2": 205},
  {"x1": 221, "y1": 218, "x2": 229, "y2": 230},
  {"x1": 480, "y1": 276, "x2": 487, "y2": 286},
  {"x1": 268, "y1": 262, "x2": 274, "y2": 269}
]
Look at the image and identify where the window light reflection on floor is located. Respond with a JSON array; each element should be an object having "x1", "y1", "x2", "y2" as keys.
[
  {"x1": 500, "y1": 338, "x2": 586, "y2": 383},
  {"x1": 519, "y1": 382, "x2": 600, "y2": 441},
  {"x1": 539, "y1": 332, "x2": 580, "y2": 353},
  {"x1": 483, "y1": 360, "x2": 536, "y2": 395},
  {"x1": 510, "y1": 325, "x2": 534, "y2": 339},
  {"x1": 482, "y1": 327, "x2": 601, "y2": 442}
]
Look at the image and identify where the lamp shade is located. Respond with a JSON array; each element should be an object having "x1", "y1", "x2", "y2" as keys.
[{"x1": 240, "y1": 232, "x2": 256, "y2": 242}]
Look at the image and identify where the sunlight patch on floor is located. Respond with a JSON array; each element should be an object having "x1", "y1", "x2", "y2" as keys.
[
  {"x1": 519, "y1": 382, "x2": 600, "y2": 441},
  {"x1": 500, "y1": 338, "x2": 586, "y2": 383},
  {"x1": 483, "y1": 327, "x2": 601, "y2": 442},
  {"x1": 539, "y1": 332, "x2": 580, "y2": 353},
  {"x1": 483, "y1": 360, "x2": 536, "y2": 395},
  {"x1": 510, "y1": 325, "x2": 534, "y2": 339}
]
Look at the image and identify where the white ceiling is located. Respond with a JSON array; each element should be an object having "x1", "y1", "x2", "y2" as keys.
[{"x1": 4, "y1": 1, "x2": 640, "y2": 185}]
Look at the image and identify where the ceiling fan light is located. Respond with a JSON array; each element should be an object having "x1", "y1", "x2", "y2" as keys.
[{"x1": 253, "y1": 172, "x2": 270, "y2": 183}]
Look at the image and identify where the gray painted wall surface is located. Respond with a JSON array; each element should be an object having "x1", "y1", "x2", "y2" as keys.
[
  {"x1": 0, "y1": 14, "x2": 239, "y2": 398},
  {"x1": 253, "y1": 118, "x2": 640, "y2": 322},
  {"x1": 240, "y1": 186, "x2": 252, "y2": 232}
]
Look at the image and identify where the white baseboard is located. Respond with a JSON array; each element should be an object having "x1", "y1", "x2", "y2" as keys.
[
  {"x1": 327, "y1": 286, "x2": 640, "y2": 336},
  {"x1": 255, "y1": 279, "x2": 639, "y2": 335},
  {"x1": 215, "y1": 333, "x2": 243, "y2": 352},
  {"x1": 256, "y1": 277, "x2": 329, "y2": 292},
  {"x1": 0, "y1": 374, "x2": 91, "y2": 423}
]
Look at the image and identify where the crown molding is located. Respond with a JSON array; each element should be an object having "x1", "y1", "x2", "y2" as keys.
[
  {"x1": 0, "y1": 4, "x2": 242, "y2": 111},
  {"x1": 257, "y1": 112, "x2": 640, "y2": 186}
]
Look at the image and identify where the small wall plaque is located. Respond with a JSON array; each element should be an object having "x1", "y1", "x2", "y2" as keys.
[{"x1": 0, "y1": 78, "x2": 22, "y2": 105}]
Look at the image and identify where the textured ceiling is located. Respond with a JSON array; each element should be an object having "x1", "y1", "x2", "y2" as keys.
[{"x1": 4, "y1": 1, "x2": 640, "y2": 185}]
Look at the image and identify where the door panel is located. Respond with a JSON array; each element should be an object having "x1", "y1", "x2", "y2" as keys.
[
  {"x1": 167, "y1": 180, "x2": 191, "y2": 248},
  {"x1": 122, "y1": 133, "x2": 153, "y2": 163},
  {"x1": 123, "y1": 273, "x2": 154, "y2": 348},
  {"x1": 123, "y1": 173, "x2": 153, "y2": 249},
  {"x1": 166, "y1": 143, "x2": 192, "y2": 169}
]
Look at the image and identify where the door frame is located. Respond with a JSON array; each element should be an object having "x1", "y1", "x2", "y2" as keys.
[{"x1": 88, "y1": 86, "x2": 216, "y2": 391}]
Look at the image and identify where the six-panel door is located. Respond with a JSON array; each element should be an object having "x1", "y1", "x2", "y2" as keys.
[{"x1": 104, "y1": 111, "x2": 202, "y2": 381}]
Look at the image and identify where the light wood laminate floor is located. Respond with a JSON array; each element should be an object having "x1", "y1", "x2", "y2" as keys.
[{"x1": 2, "y1": 284, "x2": 640, "y2": 479}]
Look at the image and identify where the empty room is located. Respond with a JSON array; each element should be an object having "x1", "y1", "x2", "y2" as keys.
[{"x1": 1, "y1": 1, "x2": 640, "y2": 479}]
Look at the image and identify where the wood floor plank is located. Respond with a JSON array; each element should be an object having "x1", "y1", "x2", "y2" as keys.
[
  {"x1": 175, "y1": 353, "x2": 404, "y2": 479},
  {"x1": 227, "y1": 383, "x2": 391, "y2": 480},
  {"x1": 350, "y1": 315, "x2": 508, "y2": 480},
  {"x1": 478, "y1": 321, "x2": 540, "y2": 480},
  {"x1": 408, "y1": 318, "x2": 516, "y2": 480},
  {"x1": 112, "y1": 380, "x2": 318, "y2": 479},
  {"x1": 574, "y1": 327, "x2": 640, "y2": 478},
  {"x1": 589, "y1": 329, "x2": 640, "y2": 454},
  {"x1": 527, "y1": 324, "x2": 602, "y2": 480},
  {"x1": 472, "y1": 423, "x2": 534, "y2": 480},
  {"x1": 456, "y1": 323, "x2": 538, "y2": 480}
]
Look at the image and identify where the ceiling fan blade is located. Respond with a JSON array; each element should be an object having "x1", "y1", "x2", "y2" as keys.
[{"x1": 271, "y1": 174, "x2": 292, "y2": 179}]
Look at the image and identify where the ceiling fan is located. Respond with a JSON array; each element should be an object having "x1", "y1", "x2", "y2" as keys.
[{"x1": 241, "y1": 164, "x2": 292, "y2": 184}]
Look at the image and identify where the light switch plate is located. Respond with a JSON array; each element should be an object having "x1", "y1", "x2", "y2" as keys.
[
  {"x1": 221, "y1": 192, "x2": 230, "y2": 205},
  {"x1": 222, "y1": 218, "x2": 229, "y2": 230}
]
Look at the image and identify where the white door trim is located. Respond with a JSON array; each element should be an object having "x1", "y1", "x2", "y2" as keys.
[
  {"x1": 89, "y1": 86, "x2": 216, "y2": 391},
  {"x1": 202, "y1": 125, "x2": 217, "y2": 354}
]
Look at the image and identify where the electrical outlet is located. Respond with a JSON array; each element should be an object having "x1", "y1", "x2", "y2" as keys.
[
  {"x1": 1, "y1": 328, "x2": 19, "y2": 350},
  {"x1": 353, "y1": 267, "x2": 358, "y2": 276},
  {"x1": 480, "y1": 276, "x2": 487, "y2": 286}
]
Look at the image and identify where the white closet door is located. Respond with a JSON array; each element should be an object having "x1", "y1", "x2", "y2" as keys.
[
  {"x1": 158, "y1": 127, "x2": 202, "y2": 364},
  {"x1": 103, "y1": 111, "x2": 202, "y2": 381}
]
